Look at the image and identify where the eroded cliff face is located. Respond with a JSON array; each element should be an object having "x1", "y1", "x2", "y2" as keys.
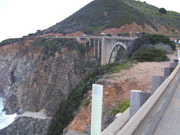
[{"x1": 0, "y1": 38, "x2": 98, "y2": 134}]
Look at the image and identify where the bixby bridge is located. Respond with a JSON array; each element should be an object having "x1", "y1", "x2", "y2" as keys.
[{"x1": 46, "y1": 36, "x2": 137, "y2": 65}]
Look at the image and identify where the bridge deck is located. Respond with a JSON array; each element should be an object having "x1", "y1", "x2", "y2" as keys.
[
  {"x1": 154, "y1": 80, "x2": 180, "y2": 135},
  {"x1": 46, "y1": 36, "x2": 137, "y2": 40}
]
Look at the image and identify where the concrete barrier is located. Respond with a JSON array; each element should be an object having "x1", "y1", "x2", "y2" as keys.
[
  {"x1": 152, "y1": 62, "x2": 177, "y2": 93},
  {"x1": 130, "y1": 90, "x2": 152, "y2": 117},
  {"x1": 101, "y1": 109, "x2": 129, "y2": 135},
  {"x1": 117, "y1": 65, "x2": 180, "y2": 135}
]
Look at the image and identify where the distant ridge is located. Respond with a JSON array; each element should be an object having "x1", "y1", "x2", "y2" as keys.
[
  {"x1": 42, "y1": 0, "x2": 180, "y2": 36},
  {"x1": 1, "y1": 0, "x2": 180, "y2": 44}
]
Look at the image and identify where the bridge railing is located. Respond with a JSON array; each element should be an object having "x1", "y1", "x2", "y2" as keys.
[
  {"x1": 116, "y1": 63, "x2": 180, "y2": 135},
  {"x1": 42, "y1": 35, "x2": 137, "y2": 40}
]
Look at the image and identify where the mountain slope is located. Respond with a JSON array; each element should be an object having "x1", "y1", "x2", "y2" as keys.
[{"x1": 43, "y1": 0, "x2": 180, "y2": 35}]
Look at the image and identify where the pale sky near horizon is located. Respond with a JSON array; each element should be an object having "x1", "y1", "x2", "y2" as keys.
[{"x1": 0, "y1": 0, "x2": 179, "y2": 42}]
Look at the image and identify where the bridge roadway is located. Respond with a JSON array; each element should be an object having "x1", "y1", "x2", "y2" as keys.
[
  {"x1": 154, "y1": 79, "x2": 180, "y2": 135},
  {"x1": 45, "y1": 35, "x2": 137, "y2": 40}
]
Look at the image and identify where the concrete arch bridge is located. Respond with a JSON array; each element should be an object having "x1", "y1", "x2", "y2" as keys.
[
  {"x1": 46, "y1": 36, "x2": 137, "y2": 65},
  {"x1": 75, "y1": 36, "x2": 136, "y2": 65}
]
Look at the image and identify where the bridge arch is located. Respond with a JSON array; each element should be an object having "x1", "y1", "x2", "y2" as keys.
[{"x1": 108, "y1": 42, "x2": 127, "y2": 64}]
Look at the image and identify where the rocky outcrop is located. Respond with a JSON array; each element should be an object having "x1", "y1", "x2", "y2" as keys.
[
  {"x1": 0, "y1": 38, "x2": 98, "y2": 134},
  {"x1": 0, "y1": 117, "x2": 51, "y2": 135}
]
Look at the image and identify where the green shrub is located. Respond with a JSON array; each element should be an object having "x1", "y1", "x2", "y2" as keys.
[
  {"x1": 133, "y1": 48, "x2": 168, "y2": 62},
  {"x1": 159, "y1": 8, "x2": 167, "y2": 14},
  {"x1": 135, "y1": 33, "x2": 176, "y2": 50},
  {"x1": 169, "y1": 41, "x2": 176, "y2": 51},
  {"x1": 81, "y1": 98, "x2": 90, "y2": 107},
  {"x1": 110, "y1": 99, "x2": 130, "y2": 116}
]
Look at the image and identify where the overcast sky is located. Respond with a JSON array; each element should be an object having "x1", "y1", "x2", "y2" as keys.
[{"x1": 0, "y1": 0, "x2": 179, "y2": 42}]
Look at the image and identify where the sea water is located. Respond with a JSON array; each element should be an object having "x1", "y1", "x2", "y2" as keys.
[{"x1": 0, "y1": 98, "x2": 17, "y2": 129}]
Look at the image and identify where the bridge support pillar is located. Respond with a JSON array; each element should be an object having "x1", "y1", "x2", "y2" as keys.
[
  {"x1": 152, "y1": 75, "x2": 167, "y2": 93},
  {"x1": 97, "y1": 40, "x2": 100, "y2": 58},
  {"x1": 85, "y1": 39, "x2": 87, "y2": 48},
  {"x1": 94, "y1": 39, "x2": 96, "y2": 56},
  {"x1": 89, "y1": 39, "x2": 91, "y2": 46},
  {"x1": 130, "y1": 90, "x2": 152, "y2": 117},
  {"x1": 101, "y1": 38, "x2": 105, "y2": 65}
]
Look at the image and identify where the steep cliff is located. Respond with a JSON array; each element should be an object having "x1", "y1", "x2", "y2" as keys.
[{"x1": 0, "y1": 38, "x2": 99, "y2": 134}]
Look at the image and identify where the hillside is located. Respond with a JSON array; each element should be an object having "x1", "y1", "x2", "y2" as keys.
[{"x1": 42, "y1": 0, "x2": 180, "y2": 36}]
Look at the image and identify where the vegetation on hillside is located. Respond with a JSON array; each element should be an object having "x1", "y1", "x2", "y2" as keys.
[
  {"x1": 110, "y1": 99, "x2": 130, "y2": 116},
  {"x1": 134, "y1": 33, "x2": 176, "y2": 50},
  {"x1": 0, "y1": 38, "x2": 21, "y2": 46},
  {"x1": 124, "y1": 0, "x2": 180, "y2": 29},
  {"x1": 131, "y1": 33, "x2": 174, "y2": 62},
  {"x1": 44, "y1": 0, "x2": 180, "y2": 35},
  {"x1": 159, "y1": 8, "x2": 167, "y2": 14},
  {"x1": 133, "y1": 48, "x2": 168, "y2": 62},
  {"x1": 33, "y1": 38, "x2": 86, "y2": 60},
  {"x1": 48, "y1": 62, "x2": 132, "y2": 135}
]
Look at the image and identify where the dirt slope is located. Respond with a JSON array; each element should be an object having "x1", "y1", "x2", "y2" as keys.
[{"x1": 66, "y1": 53, "x2": 176, "y2": 133}]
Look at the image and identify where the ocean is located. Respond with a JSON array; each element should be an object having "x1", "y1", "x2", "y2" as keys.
[{"x1": 0, "y1": 98, "x2": 17, "y2": 129}]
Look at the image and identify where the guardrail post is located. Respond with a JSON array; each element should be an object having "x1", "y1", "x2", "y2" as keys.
[
  {"x1": 170, "y1": 62, "x2": 177, "y2": 69},
  {"x1": 130, "y1": 90, "x2": 152, "y2": 117},
  {"x1": 152, "y1": 75, "x2": 167, "y2": 93},
  {"x1": 91, "y1": 84, "x2": 103, "y2": 135},
  {"x1": 173, "y1": 59, "x2": 178, "y2": 64},
  {"x1": 164, "y1": 67, "x2": 174, "y2": 76}
]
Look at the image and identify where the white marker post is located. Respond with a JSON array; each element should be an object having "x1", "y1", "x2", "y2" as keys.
[
  {"x1": 91, "y1": 84, "x2": 103, "y2": 135},
  {"x1": 178, "y1": 50, "x2": 180, "y2": 64}
]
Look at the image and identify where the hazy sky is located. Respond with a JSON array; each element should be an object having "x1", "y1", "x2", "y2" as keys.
[
  {"x1": 0, "y1": 0, "x2": 93, "y2": 41},
  {"x1": 0, "y1": 0, "x2": 179, "y2": 42}
]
